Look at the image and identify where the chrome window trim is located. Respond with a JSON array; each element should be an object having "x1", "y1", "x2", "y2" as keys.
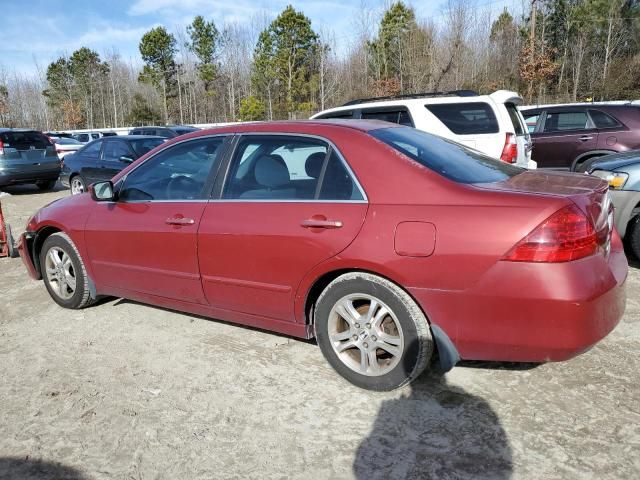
[{"x1": 220, "y1": 132, "x2": 368, "y2": 203}]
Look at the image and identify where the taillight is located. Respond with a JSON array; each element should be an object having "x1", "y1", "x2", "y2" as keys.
[
  {"x1": 0, "y1": 139, "x2": 3, "y2": 155},
  {"x1": 503, "y1": 204, "x2": 597, "y2": 263},
  {"x1": 500, "y1": 133, "x2": 518, "y2": 164}
]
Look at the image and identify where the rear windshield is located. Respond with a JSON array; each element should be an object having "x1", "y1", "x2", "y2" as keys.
[
  {"x1": 0, "y1": 131, "x2": 51, "y2": 150},
  {"x1": 425, "y1": 102, "x2": 499, "y2": 135},
  {"x1": 505, "y1": 103, "x2": 525, "y2": 135},
  {"x1": 369, "y1": 127, "x2": 523, "y2": 184},
  {"x1": 130, "y1": 138, "x2": 165, "y2": 157}
]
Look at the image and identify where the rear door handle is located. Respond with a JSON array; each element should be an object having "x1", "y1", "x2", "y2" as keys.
[
  {"x1": 580, "y1": 135, "x2": 593, "y2": 141},
  {"x1": 301, "y1": 218, "x2": 343, "y2": 229},
  {"x1": 166, "y1": 217, "x2": 195, "y2": 226}
]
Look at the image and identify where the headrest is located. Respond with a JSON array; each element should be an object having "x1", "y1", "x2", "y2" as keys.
[
  {"x1": 254, "y1": 154, "x2": 290, "y2": 188},
  {"x1": 305, "y1": 152, "x2": 326, "y2": 178}
]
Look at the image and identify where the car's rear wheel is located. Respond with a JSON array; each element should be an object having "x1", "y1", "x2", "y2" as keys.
[
  {"x1": 70, "y1": 175, "x2": 86, "y2": 195},
  {"x1": 40, "y1": 232, "x2": 94, "y2": 309},
  {"x1": 627, "y1": 214, "x2": 640, "y2": 260},
  {"x1": 314, "y1": 272, "x2": 434, "y2": 391},
  {"x1": 36, "y1": 179, "x2": 57, "y2": 191}
]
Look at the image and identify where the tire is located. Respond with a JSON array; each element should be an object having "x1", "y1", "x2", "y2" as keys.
[
  {"x1": 36, "y1": 179, "x2": 57, "y2": 191},
  {"x1": 314, "y1": 272, "x2": 434, "y2": 391},
  {"x1": 40, "y1": 232, "x2": 94, "y2": 309},
  {"x1": 6, "y1": 224, "x2": 16, "y2": 258},
  {"x1": 574, "y1": 156, "x2": 601, "y2": 173},
  {"x1": 69, "y1": 175, "x2": 86, "y2": 195},
  {"x1": 628, "y1": 215, "x2": 640, "y2": 260}
]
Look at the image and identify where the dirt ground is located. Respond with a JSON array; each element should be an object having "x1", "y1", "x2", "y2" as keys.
[{"x1": 0, "y1": 184, "x2": 639, "y2": 480}]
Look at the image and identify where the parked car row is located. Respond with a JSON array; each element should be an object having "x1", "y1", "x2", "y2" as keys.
[{"x1": 18, "y1": 120, "x2": 627, "y2": 391}]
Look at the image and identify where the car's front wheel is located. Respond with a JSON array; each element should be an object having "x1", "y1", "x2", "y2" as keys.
[
  {"x1": 40, "y1": 232, "x2": 94, "y2": 309},
  {"x1": 627, "y1": 214, "x2": 640, "y2": 260},
  {"x1": 70, "y1": 175, "x2": 86, "y2": 195},
  {"x1": 315, "y1": 272, "x2": 434, "y2": 391}
]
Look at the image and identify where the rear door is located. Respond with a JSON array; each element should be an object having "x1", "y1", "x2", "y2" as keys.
[
  {"x1": 198, "y1": 134, "x2": 368, "y2": 322},
  {"x1": 0, "y1": 130, "x2": 59, "y2": 175},
  {"x1": 85, "y1": 135, "x2": 229, "y2": 303},
  {"x1": 532, "y1": 109, "x2": 598, "y2": 169},
  {"x1": 100, "y1": 139, "x2": 134, "y2": 180}
]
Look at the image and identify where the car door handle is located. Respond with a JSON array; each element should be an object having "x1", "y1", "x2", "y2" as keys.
[
  {"x1": 166, "y1": 217, "x2": 195, "y2": 226},
  {"x1": 580, "y1": 135, "x2": 593, "y2": 141},
  {"x1": 301, "y1": 218, "x2": 343, "y2": 229}
]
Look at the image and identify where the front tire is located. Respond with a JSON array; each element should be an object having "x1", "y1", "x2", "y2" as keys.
[
  {"x1": 70, "y1": 175, "x2": 86, "y2": 195},
  {"x1": 40, "y1": 232, "x2": 94, "y2": 309},
  {"x1": 314, "y1": 272, "x2": 434, "y2": 391},
  {"x1": 627, "y1": 215, "x2": 640, "y2": 260}
]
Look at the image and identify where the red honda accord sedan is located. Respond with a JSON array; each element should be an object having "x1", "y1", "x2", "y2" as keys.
[{"x1": 18, "y1": 120, "x2": 627, "y2": 391}]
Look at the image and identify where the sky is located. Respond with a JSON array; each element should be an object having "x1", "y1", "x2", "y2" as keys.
[{"x1": 0, "y1": 0, "x2": 522, "y2": 76}]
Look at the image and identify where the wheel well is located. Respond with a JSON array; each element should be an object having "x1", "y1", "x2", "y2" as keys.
[{"x1": 32, "y1": 226, "x2": 61, "y2": 276}]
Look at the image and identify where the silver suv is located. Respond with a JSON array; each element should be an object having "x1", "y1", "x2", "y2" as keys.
[{"x1": 0, "y1": 129, "x2": 61, "y2": 190}]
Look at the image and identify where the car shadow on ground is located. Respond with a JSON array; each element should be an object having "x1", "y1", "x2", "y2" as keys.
[
  {"x1": 0, "y1": 457, "x2": 88, "y2": 480},
  {"x1": 0, "y1": 182, "x2": 67, "y2": 196},
  {"x1": 353, "y1": 340, "x2": 512, "y2": 480}
]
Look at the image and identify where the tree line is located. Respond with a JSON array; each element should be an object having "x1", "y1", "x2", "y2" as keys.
[{"x1": 1, "y1": 0, "x2": 640, "y2": 130}]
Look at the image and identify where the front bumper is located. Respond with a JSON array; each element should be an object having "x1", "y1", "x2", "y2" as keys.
[
  {"x1": 610, "y1": 189, "x2": 640, "y2": 238},
  {"x1": 409, "y1": 232, "x2": 628, "y2": 363},
  {"x1": 18, "y1": 232, "x2": 40, "y2": 280}
]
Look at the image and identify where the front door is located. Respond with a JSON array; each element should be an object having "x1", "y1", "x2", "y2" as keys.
[
  {"x1": 198, "y1": 134, "x2": 368, "y2": 322},
  {"x1": 85, "y1": 136, "x2": 229, "y2": 303},
  {"x1": 99, "y1": 138, "x2": 135, "y2": 181},
  {"x1": 532, "y1": 110, "x2": 598, "y2": 169}
]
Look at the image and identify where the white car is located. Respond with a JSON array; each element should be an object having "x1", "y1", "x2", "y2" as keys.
[
  {"x1": 311, "y1": 90, "x2": 535, "y2": 169},
  {"x1": 72, "y1": 131, "x2": 118, "y2": 143},
  {"x1": 53, "y1": 137, "x2": 83, "y2": 158}
]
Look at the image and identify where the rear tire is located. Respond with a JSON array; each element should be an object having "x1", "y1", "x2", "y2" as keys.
[
  {"x1": 36, "y1": 179, "x2": 57, "y2": 191},
  {"x1": 627, "y1": 215, "x2": 640, "y2": 260},
  {"x1": 314, "y1": 272, "x2": 434, "y2": 391},
  {"x1": 40, "y1": 232, "x2": 94, "y2": 309}
]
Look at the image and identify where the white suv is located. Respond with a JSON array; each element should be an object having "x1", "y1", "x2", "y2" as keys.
[{"x1": 311, "y1": 90, "x2": 535, "y2": 168}]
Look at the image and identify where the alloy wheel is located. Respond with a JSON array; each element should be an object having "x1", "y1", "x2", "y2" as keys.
[
  {"x1": 44, "y1": 246, "x2": 77, "y2": 300},
  {"x1": 71, "y1": 177, "x2": 84, "y2": 195}
]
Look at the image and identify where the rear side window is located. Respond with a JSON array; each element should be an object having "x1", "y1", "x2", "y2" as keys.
[
  {"x1": 370, "y1": 126, "x2": 522, "y2": 184},
  {"x1": 589, "y1": 110, "x2": 621, "y2": 129},
  {"x1": 544, "y1": 111, "x2": 589, "y2": 132},
  {"x1": 523, "y1": 112, "x2": 540, "y2": 133},
  {"x1": 426, "y1": 102, "x2": 499, "y2": 134},
  {"x1": 361, "y1": 109, "x2": 414, "y2": 127},
  {"x1": 505, "y1": 103, "x2": 525, "y2": 135},
  {"x1": 81, "y1": 140, "x2": 102, "y2": 157},
  {"x1": 315, "y1": 111, "x2": 355, "y2": 119},
  {"x1": 0, "y1": 131, "x2": 51, "y2": 150}
]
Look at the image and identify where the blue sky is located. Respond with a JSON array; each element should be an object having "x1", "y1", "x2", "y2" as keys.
[{"x1": 0, "y1": 0, "x2": 521, "y2": 75}]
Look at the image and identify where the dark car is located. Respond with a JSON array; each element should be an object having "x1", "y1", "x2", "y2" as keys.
[
  {"x1": 60, "y1": 135, "x2": 164, "y2": 194},
  {"x1": 521, "y1": 104, "x2": 640, "y2": 171},
  {"x1": 128, "y1": 125, "x2": 199, "y2": 138},
  {"x1": 18, "y1": 121, "x2": 626, "y2": 391},
  {"x1": 588, "y1": 150, "x2": 640, "y2": 258},
  {"x1": 0, "y1": 129, "x2": 60, "y2": 190}
]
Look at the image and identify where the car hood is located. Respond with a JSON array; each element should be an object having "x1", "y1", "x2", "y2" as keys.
[{"x1": 590, "y1": 153, "x2": 640, "y2": 172}]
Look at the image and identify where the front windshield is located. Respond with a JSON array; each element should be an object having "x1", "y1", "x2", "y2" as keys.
[{"x1": 369, "y1": 126, "x2": 523, "y2": 184}]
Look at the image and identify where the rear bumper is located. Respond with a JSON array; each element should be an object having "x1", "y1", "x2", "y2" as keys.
[
  {"x1": 409, "y1": 234, "x2": 628, "y2": 363},
  {"x1": 0, "y1": 168, "x2": 61, "y2": 187},
  {"x1": 610, "y1": 189, "x2": 640, "y2": 238},
  {"x1": 18, "y1": 232, "x2": 40, "y2": 280}
]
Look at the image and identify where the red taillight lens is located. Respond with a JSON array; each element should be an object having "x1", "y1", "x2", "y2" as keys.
[
  {"x1": 500, "y1": 133, "x2": 518, "y2": 164},
  {"x1": 0, "y1": 139, "x2": 4, "y2": 155},
  {"x1": 503, "y1": 205, "x2": 597, "y2": 263}
]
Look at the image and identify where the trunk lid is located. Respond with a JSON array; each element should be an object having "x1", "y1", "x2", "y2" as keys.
[{"x1": 480, "y1": 170, "x2": 614, "y2": 254}]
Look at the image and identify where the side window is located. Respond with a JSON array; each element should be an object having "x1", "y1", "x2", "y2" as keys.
[
  {"x1": 523, "y1": 112, "x2": 540, "y2": 133},
  {"x1": 315, "y1": 110, "x2": 355, "y2": 119},
  {"x1": 589, "y1": 110, "x2": 621, "y2": 129},
  {"x1": 91, "y1": 133, "x2": 100, "y2": 140},
  {"x1": 77, "y1": 134, "x2": 90, "y2": 143},
  {"x1": 223, "y1": 135, "x2": 363, "y2": 201},
  {"x1": 102, "y1": 141, "x2": 131, "y2": 161},
  {"x1": 119, "y1": 137, "x2": 226, "y2": 202},
  {"x1": 361, "y1": 109, "x2": 414, "y2": 127},
  {"x1": 81, "y1": 140, "x2": 102, "y2": 157},
  {"x1": 425, "y1": 102, "x2": 499, "y2": 134},
  {"x1": 544, "y1": 111, "x2": 589, "y2": 132}
]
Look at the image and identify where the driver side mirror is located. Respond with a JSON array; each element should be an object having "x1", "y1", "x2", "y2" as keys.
[
  {"x1": 89, "y1": 181, "x2": 115, "y2": 202},
  {"x1": 119, "y1": 155, "x2": 134, "y2": 164}
]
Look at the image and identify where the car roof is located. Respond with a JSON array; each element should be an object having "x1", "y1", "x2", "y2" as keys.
[{"x1": 520, "y1": 103, "x2": 640, "y2": 112}]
